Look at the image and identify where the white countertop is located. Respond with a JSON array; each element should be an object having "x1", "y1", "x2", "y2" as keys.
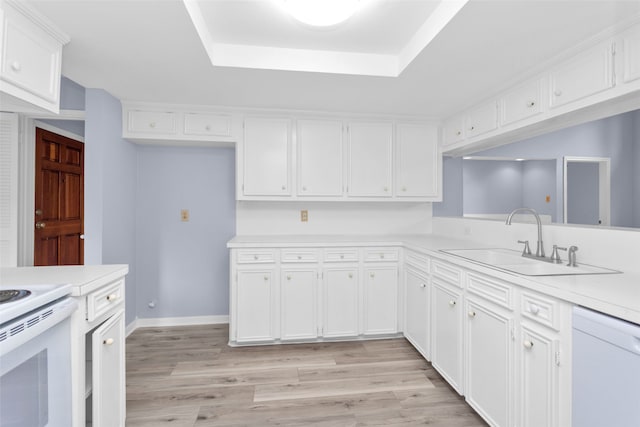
[
  {"x1": 228, "y1": 234, "x2": 640, "y2": 325},
  {"x1": 0, "y1": 264, "x2": 129, "y2": 297}
]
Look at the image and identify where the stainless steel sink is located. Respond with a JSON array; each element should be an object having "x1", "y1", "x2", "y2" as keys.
[{"x1": 440, "y1": 248, "x2": 620, "y2": 276}]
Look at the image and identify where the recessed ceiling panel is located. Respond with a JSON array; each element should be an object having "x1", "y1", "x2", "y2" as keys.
[{"x1": 183, "y1": 0, "x2": 468, "y2": 76}]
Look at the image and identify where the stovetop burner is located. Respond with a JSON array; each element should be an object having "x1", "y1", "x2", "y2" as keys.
[{"x1": 0, "y1": 289, "x2": 31, "y2": 304}]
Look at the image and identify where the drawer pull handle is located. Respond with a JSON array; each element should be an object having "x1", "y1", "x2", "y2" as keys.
[
  {"x1": 468, "y1": 310, "x2": 476, "y2": 318},
  {"x1": 103, "y1": 338, "x2": 114, "y2": 346},
  {"x1": 449, "y1": 300, "x2": 456, "y2": 307},
  {"x1": 527, "y1": 101, "x2": 536, "y2": 107},
  {"x1": 529, "y1": 303, "x2": 540, "y2": 315},
  {"x1": 455, "y1": 130, "x2": 461, "y2": 136},
  {"x1": 523, "y1": 340, "x2": 534, "y2": 349},
  {"x1": 106, "y1": 294, "x2": 118, "y2": 302},
  {"x1": 420, "y1": 283, "x2": 426, "y2": 288}
]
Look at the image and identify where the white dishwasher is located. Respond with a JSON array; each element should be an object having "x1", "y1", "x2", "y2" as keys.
[{"x1": 572, "y1": 306, "x2": 640, "y2": 427}]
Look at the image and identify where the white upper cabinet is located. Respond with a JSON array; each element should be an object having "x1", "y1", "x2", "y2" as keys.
[
  {"x1": 127, "y1": 110, "x2": 177, "y2": 135},
  {"x1": 442, "y1": 116, "x2": 465, "y2": 146},
  {"x1": 183, "y1": 112, "x2": 232, "y2": 137},
  {"x1": 296, "y1": 119, "x2": 344, "y2": 197},
  {"x1": 395, "y1": 123, "x2": 440, "y2": 199},
  {"x1": 347, "y1": 122, "x2": 393, "y2": 197},
  {"x1": 549, "y1": 41, "x2": 614, "y2": 109},
  {"x1": 500, "y1": 79, "x2": 544, "y2": 126},
  {"x1": 242, "y1": 117, "x2": 292, "y2": 197},
  {"x1": 465, "y1": 101, "x2": 498, "y2": 138},
  {"x1": 0, "y1": 0, "x2": 69, "y2": 113},
  {"x1": 620, "y1": 24, "x2": 640, "y2": 84}
]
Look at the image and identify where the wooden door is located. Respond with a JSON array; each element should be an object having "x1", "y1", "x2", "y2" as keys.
[{"x1": 34, "y1": 127, "x2": 84, "y2": 265}]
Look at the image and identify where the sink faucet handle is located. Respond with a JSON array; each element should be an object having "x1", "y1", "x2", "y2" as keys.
[
  {"x1": 550, "y1": 245, "x2": 567, "y2": 263},
  {"x1": 567, "y1": 245, "x2": 579, "y2": 267},
  {"x1": 517, "y1": 240, "x2": 532, "y2": 255}
]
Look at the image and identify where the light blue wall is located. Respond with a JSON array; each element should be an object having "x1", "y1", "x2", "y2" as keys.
[
  {"x1": 463, "y1": 160, "x2": 523, "y2": 214},
  {"x1": 522, "y1": 160, "x2": 556, "y2": 221},
  {"x1": 435, "y1": 110, "x2": 638, "y2": 227},
  {"x1": 85, "y1": 89, "x2": 137, "y2": 324},
  {"x1": 39, "y1": 77, "x2": 86, "y2": 136},
  {"x1": 432, "y1": 157, "x2": 463, "y2": 217},
  {"x1": 135, "y1": 146, "x2": 235, "y2": 319},
  {"x1": 634, "y1": 112, "x2": 640, "y2": 227},
  {"x1": 566, "y1": 162, "x2": 599, "y2": 225}
]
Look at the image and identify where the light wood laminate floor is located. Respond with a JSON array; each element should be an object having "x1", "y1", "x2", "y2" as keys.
[{"x1": 126, "y1": 325, "x2": 487, "y2": 426}]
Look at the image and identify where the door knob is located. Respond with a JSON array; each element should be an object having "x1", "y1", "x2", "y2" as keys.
[
  {"x1": 35, "y1": 209, "x2": 43, "y2": 216},
  {"x1": 35, "y1": 221, "x2": 46, "y2": 229}
]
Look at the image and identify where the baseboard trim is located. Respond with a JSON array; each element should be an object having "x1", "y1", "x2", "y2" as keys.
[{"x1": 131, "y1": 315, "x2": 229, "y2": 330}]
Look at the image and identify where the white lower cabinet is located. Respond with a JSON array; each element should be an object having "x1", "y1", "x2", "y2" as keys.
[
  {"x1": 431, "y1": 277, "x2": 464, "y2": 394},
  {"x1": 90, "y1": 309, "x2": 125, "y2": 427},
  {"x1": 518, "y1": 322, "x2": 559, "y2": 427},
  {"x1": 280, "y1": 268, "x2": 318, "y2": 341},
  {"x1": 322, "y1": 266, "x2": 359, "y2": 338},
  {"x1": 363, "y1": 265, "x2": 399, "y2": 335},
  {"x1": 465, "y1": 296, "x2": 513, "y2": 427},
  {"x1": 235, "y1": 268, "x2": 277, "y2": 343},
  {"x1": 404, "y1": 265, "x2": 430, "y2": 359}
]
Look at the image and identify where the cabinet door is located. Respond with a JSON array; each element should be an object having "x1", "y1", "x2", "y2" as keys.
[
  {"x1": 500, "y1": 79, "x2": 544, "y2": 126},
  {"x1": 442, "y1": 116, "x2": 465, "y2": 146},
  {"x1": 431, "y1": 280, "x2": 463, "y2": 394},
  {"x1": 347, "y1": 122, "x2": 393, "y2": 197},
  {"x1": 92, "y1": 309, "x2": 125, "y2": 427},
  {"x1": 519, "y1": 324, "x2": 559, "y2": 427},
  {"x1": 0, "y1": 3, "x2": 63, "y2": 108},
  {"x1": 465, "y1": 298, "x2": 513, "y2": 427},
  {"x1": 404, "y1": 266, "x2": 430, "y2": 359},
  {"x1": 236, "y1": 269, "x2": 277, "y2": 342},
  {"x1": 297, "y1": 119, "x2": 344, "y2": 197},
  {"x1": 363, "y1": 265, "x2": 398, "y2": 335},
  {"x1": 396, "y1": 124, "x2": 440, "y2": 199},
  {"x1": 549, "y1": 42, "x2": 614, "y2": 108},
  {"x1": 323, "y1": 267, "x2": 359, "y2": 338},
  {"x1": 466, "y1": 102, "x2": 498, "y2": 138},
  {"x1": 281, "y1": 269, "x2": 318, "y2": 341},
  {"x1": 242, "y1": 117, "x2": 291, "y2": 196},
  {"x1": 621, "y1": 24, "x2": 640, "y2": 83}
]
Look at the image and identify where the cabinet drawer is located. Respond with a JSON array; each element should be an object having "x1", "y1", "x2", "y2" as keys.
[
  {"x1": 323, "y1": 248, "x2": 359, "y2": 263},
  {"x1": 431, "y1": 259, "x2": 462, "y2": 286},
  {"x1": 405, "y1": 250, "x2": 430, "y2": 270},
  {"x1": 87, "y1": 279, "x2": 125, "y2": 322},
  {"x1": 183, "y1": 113, "x2": 232, "y2": 137},
  {"x1": 281, "y1": 249, "x2": 319, "y2": 263},
  {"x1": 521, "y1": 291, "x2": 560, "y2": 331},
  {"x1": 236, "y1": 249, "x2": 276, "y2": 264},
  {"x1": 442, "y1": 116, "x2": 465, "y2": 146},
  {"x1": 466, "y1": 272, "x2": 513, "y2": 310},
  {"x1": 363, "y1": 247, "x2": 399, "y2": 262},
  {"x1": 465, "y1": 101, "x2": 498, "y2": 138},
  {"x1": 127, "y1": 110, "x2": 177, "y2": 134}
]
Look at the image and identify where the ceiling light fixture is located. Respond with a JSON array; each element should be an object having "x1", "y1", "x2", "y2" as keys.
[{"x1": 282, "y1": 0, "x2": 361, "y2": 27}]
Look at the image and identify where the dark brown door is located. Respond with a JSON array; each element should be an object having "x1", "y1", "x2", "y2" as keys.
[{"x1": 34, "y1": 127, "x2": 84, "y2": 266}]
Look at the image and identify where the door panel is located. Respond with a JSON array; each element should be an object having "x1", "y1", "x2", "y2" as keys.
[{"x1": 34, "y1": 128, "x2": 84, "y2": 266}]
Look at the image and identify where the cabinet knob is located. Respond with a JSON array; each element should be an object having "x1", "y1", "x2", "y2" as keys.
[
  {"x1": 383, "y1": 187, "x2": 389, "y2": 192},
  {"x1": 527, "y1": 101, "x2": 536, "y2": 107},
  {"x1": 449, "y1": 300, "x2": 456, "y2": 307},
  {"x1": 456, "y1": 130, "x2": 462, "y2": 136},
  {"x1": 348, "y1": 273, "x2": 353, "y2": 278},
  {"x1": 302, "y1": 186, "x2": 307, "y2": 191},
  {"x1": 402, "y1": 187, "x2": 407, "y2": 192},
  {"x1": 10, "y1": 61, "x2": 21, "y2": 72},
  {"x1": 286, "y1": 275, "x2": 291, "y2": 280},
  {"x1": 420, "y1": 283, "x2": 426, "y2": 288},
  {"x1": 554, "y1": 89, "x2": 562, "y2": 97},
  {"x1": 103, "y1": 338, "x2": 114, "y2": 346},
  {"x1": 297, "y1": 255, "x2": 302, "y2": 260},
  {"x1": 469, "y1": 126, "x2": 475, "y2": 131},
  {"x1": 468, "y1": 310, "x2": 476, "y2": 318},
  {"x1": 106, "y1": 294, "x2": 118, "y2": 302},
  {"x1": 523, "y1": 340, "x2": 534, "y2": 349},
  {"x1": 254, "y1": 255, "x2": 258, "y2": 260},
  {"x1": 529, "y1": 303, "x2": 540, "y2": 315},
  {"x1": 281, "y1": 185, "x2": 286, "y2": 190},
  {"x1": 340, "y1": 254, "x2": 344, "y2": 259},
  {"x1": 205, "y1": 125, "x2": 211, "y2": 131},
  {"x1": 149, "y1": 122, "x2": 156, "y2": 128},
  {"x1": 263, "y1": 276, "x2": 269, "y2": 281},
  {"x1": 370, "y1": 272, "x2": 375, "y2": 278}
]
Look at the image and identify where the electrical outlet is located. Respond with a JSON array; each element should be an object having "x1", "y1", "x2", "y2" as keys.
[
  {"x1": 181, "y1": 209, "x2": 189, "y2": 222},
  {"x1": 546, "y1": 195, "x2": 551, "y2": 203},
  {"x1": 301, "y1": 210, "x2": 308, "y2": 222}
]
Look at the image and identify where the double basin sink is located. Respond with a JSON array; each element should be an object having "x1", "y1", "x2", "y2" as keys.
[{"x1": 440, "y1": 248, "x2": 620, "y2": 276}]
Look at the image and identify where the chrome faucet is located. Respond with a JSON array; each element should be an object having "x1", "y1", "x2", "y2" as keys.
[{"x1": 506, "y1": 208, "x2": 545, "y2": 258}]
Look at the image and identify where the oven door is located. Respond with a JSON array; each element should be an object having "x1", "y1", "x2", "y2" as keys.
[{"x1": 0, "y1": 314, "x2": 74, "y2": 427}]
